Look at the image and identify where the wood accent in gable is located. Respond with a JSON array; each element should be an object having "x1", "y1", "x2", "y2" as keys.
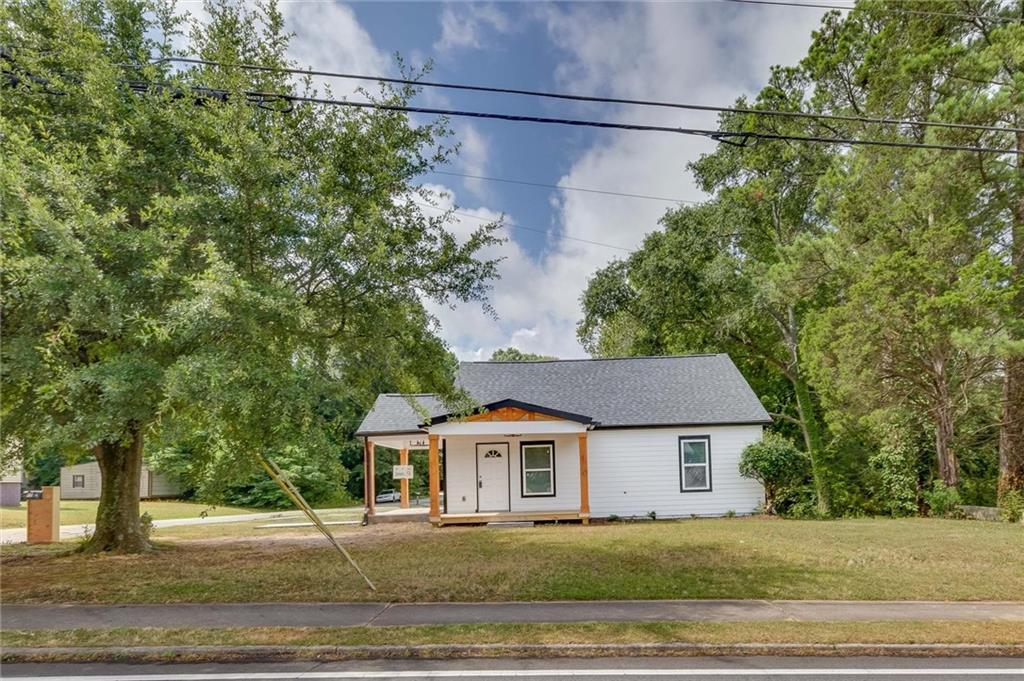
[{"x1": 464, "y1": 406, "x2": 563, "y2": 422}]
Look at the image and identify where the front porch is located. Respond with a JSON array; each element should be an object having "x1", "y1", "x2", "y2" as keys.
[{"x1": 362, "y1": 401, "x2": 593, "y2": 527}]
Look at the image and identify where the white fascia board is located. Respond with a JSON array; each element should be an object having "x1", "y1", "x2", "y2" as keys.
[
  {"x1": 427, "y1": 421, "x2": 587, "y2": 436},
  {"x1": 368, "y1": 435, "x2": 431, "y2": 450}
]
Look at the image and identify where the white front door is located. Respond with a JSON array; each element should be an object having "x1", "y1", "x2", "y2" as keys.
[{"x1": 476, "y1": 442, "x2": 510, "y2": 512}]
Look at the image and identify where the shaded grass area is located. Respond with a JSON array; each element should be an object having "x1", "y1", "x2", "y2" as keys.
[
  {"x1": 2, "y1": 518, "x2": 1022, "y2": 603},
  {"x1": 5, "y1": 621, "x2": 1024, "y2": 648},
  {"x1": 0, "y1": 500, "x2": 262, "y2": 529}
]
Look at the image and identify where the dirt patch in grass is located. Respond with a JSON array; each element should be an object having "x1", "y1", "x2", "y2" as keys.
[{"x1": 2, "y1": 518, "x2": 1022, "y2": 603}]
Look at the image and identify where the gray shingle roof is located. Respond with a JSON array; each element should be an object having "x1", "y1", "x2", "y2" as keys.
[{"x1": 355, "y1": 354, "x2": 771, "y2": 436}]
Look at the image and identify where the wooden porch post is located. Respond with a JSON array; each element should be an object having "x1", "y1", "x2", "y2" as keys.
[
  {"x1": 399, "y1": 447, "x2": 410, "y2": 509},
  {"x1": 366, "y1": 439, "x2": 376, "y2": 517},
  {"x1": 428, "y1": 434, "x2": 441, "y2": 522},
  {"x1": 578, "y1": 431, "x2": 590, "y2": 524}
]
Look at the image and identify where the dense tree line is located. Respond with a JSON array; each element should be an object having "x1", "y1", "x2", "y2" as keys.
[{"x1": 579, "y1": 1, "x2": 1023, "y2": 516}]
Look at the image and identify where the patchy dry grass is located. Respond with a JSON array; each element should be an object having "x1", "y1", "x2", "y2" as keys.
[
  {"x1": 2, "y1": 518, "x2": 1022, "y2": 604},
  {"x1": 5, "y1": 621, "x2": 1024, "y2": 649}
]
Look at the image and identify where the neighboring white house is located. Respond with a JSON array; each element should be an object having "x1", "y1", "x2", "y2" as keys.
[
  {"x1": 1, "y1": 460, "x2": 25, "y2": 507},
  {"x1": 60, "y1": 461, "x2": 182, "y2": 500},
  {"x1": 356, "y1": 354, "x2": 771, "y2": 525}
]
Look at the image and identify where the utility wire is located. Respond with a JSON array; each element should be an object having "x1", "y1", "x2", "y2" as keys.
[
  {"x1": 431, "y1": 171, "x2": 700, "y2": 204},
  {"x1": 414, "y1": 201, "x2": 635, "y2": 253},
  {"x1": 5, "y1": 51, "x2": 1019, "y2": 155},
  {"x1": 155, "y1": 56, "x2": 1024, "y2": 136},
  {"x1": 114, "y1": 79, "x2": 1022, "y2": 156},
  {"x1": 720, "y1": 0, "x2": 1023, "y2": 23}
]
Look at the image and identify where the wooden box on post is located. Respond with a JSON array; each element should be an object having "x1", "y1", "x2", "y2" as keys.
[{"x1": 27, "y1": 486, "x2": 60, "y2": 544}]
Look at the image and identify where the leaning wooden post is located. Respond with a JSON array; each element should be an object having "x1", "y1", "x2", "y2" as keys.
[
  {"x1": 399, "y1": 447, "x2": 410, "y2": 509},
  {"x1": 428, "y1": 434, "x2": 440, "y2": 523},
  {"x1": 578, "y1": 431, "x2": 591, "y2": 525}
]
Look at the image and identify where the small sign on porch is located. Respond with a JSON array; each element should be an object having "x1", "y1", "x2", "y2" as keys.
[{"x1": 392, "y1": 464, "x2": 414, "y2": 480}]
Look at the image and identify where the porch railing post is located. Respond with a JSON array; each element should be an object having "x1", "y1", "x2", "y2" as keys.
[
  {"x1": 399, "y1": 447, "x2": 410, "y2": 509},
  {"x1": 578, "y1": 431, "x2": 590, "y2": 524},
  {"x1": 366, "y1": 439, "x2": 376, "y2": 518},
  {"x1": 428, "y1": 434, "x2": 441, "y2": 523}
]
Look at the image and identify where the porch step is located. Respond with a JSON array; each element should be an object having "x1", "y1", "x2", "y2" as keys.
[{"x1": 486, "y1": 520, "x2": 535, "y2": 528}]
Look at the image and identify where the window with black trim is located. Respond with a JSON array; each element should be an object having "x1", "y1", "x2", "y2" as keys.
[
  {"x1": 520, "y1": 441, "x2": 555, "y2": 497},
  {"x1": 679, "y1": 436, "x2": 711, "y2": 492},
  {"x1": 72, "y1": 475, "x2": 85, "y2": 488}
]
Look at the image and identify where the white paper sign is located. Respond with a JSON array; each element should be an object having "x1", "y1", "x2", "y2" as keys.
[{"x1": 392, "y1": 464, "x2": 414, "y2": 480}]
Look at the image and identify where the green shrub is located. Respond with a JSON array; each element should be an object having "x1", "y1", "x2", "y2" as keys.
[
  {"x1": 139, "y1": 512, "x2": 154, "y2": 540},
  {"x1": 998, "y1": 489, "x2": 1023, "y2": 523},
  {"x1": 739, "y1": 433, "x2": 809, "y2": 514},
  {"x1": 868, "y1": 443, "x2": 918, "y2": 517},
  {"x1": 922, "y1": 480, "x2": 961, "y2": 517},
  {"x1": 779, "y1": 485, "x2": 826, "y2": 519}
]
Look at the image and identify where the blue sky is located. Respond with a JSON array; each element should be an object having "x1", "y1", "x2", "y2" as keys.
[{"x1": 268, "y1": 1, "x2": 831, "y2": 359}]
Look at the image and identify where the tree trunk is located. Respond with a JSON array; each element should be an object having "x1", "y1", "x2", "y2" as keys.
[
  {"x1": 793, "y1": 372, "x2": 830, "y2": 515},
  {"x1": 934, "y1": 406, "x2": 958, "y2": 488},
  {"x1": 82, "y1": 426, "x2": 151, "y2": 553},
  {"x1": 998, "y1": 129, "x2": 1024, "y2": 498},
  {"x1": 999, "y1": 355, "x2": 1024, "y2": 496},
  {"x1": 784, "y1": 306, "x2": 831, "y2": 515}
]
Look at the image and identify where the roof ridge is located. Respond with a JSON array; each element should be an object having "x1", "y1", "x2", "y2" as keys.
[{"x1": 461, "y1": 353, "x2": 723, "y2": 365}]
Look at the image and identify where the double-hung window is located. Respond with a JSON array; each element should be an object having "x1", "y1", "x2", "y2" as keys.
[
  {"x1": 521, "y1": 441, "x2": 555, "y2": 497},
  {"x1": 72, "y1": 475, "x2": 85, "y2": 488},
  {"x1": 679, "y1": 436, "x2": 711, "y2": 492}
]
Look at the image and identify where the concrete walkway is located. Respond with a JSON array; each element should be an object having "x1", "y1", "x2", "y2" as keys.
[
  {"x1": 3, "y1": 600, "x2": 1022, "y2": 630},
  {"x1": 0, "y1": 507, "x2": 362, "y2": 544}
]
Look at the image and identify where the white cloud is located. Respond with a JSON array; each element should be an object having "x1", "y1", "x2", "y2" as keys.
[
  {"x1": 281, "y1": 2, "x2": 391, "y2": 98},
  {"x1": 453, "y1": 124, "x2": 491, "y2": 201},
  {"x1": 434, "y1": 3, "x2": 512, "y2": 54}
]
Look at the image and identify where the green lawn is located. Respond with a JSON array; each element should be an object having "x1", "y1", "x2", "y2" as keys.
[
  {"x1": 2, "y1": 517, "x2": 1021, "y2": 604},
  {"x1": 0, "y1": 500, "x2": 261, "y2": 529}
]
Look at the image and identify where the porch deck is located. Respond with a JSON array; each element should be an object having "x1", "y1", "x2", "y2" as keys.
[{"x1": 435, "y1": 510, "x2": 585, "y2": 526}]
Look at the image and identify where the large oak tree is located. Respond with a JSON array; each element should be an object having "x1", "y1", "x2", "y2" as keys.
[{"x1": 1, "y1": 0, "x2": 499, "y2": 552}]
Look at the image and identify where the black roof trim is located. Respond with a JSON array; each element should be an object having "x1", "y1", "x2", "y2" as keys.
[
  {"x1": 593, "y1": 419, "x2": 772, "y2": 430},
  {"x1": 463, "y1": 353, "x2": 721, "y2": 366},
  {"x1": 356, "y1": 429, "x2": 429, "y2": 438},
  {"x1": 426, "y1": 398, "x2": 595, "y2": 426}
]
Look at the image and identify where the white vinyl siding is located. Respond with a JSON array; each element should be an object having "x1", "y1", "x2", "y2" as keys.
[
  {"x1": 441, "y1": 432, "x2": 580, "y2": 514},
  {"x1": 587, "y1": 425, "x2": 764, "y2": 518}
]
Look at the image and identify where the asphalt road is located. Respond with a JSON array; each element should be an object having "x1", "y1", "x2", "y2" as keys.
[{"x1": 3, "y1": 657, "x2": 1023, "y2": 680}]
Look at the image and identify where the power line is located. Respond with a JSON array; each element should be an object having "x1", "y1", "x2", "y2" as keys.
[
  {"x1": 720, "y1": 0, "x2": 1022, "y2": 23},
  {"x1": 115, "y1": 79, "x2": 1022, "y2": 156},
  {"x1": 430, "y1": 171, "x2": 701, "y2": 204},
  {"x1": 414, "y1": 202, "x2": 635, "y2": 253},
  {"x1": 155, "y1": 56, "x2": 1024, "y2": 136},
  {"x1": 6, "y1": 51, "x2": 1019, "y2": 155}
]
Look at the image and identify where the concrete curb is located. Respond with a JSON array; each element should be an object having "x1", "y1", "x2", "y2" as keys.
[{"x1": 4, "y1": 642, "x2": 1024, "y2": 663}]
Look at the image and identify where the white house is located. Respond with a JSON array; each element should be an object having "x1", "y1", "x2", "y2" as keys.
[
  {"x1": 1, "y1": 460, "x2": 24, "y2": 507},
  {"x1": 60, "y1": 461, "x2": 182, "y2": 500},
  {"x1": 356, "y1": 354, "x2": 771, "y2": 525}
]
